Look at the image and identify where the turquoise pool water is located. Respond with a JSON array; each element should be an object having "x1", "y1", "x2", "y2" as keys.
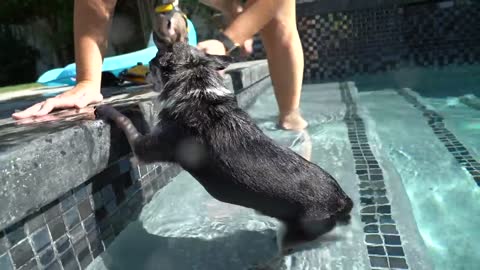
[
  {"x1": 359, "y1": 90, "x2": 480, "y2": 270},
  {"x1": 87, "y1": 72, "x2": 480, "y2": 269}
]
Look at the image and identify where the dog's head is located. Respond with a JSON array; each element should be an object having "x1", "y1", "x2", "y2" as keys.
[
  {"x1": 152, "y1": 4, "x2": 189, "y2": 49},
  {"x1": 148, "y1": 42, "x2": 233, "y2": 91}
]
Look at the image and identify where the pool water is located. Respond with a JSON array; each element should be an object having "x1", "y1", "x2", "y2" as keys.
[{"x1": 87, "y1": 72, "x2": 480, "y2": 269}]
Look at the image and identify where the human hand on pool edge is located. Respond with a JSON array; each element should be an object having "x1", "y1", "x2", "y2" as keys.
[{"x1": 11, "y1": 82, "x2": 103, "y2": 120}]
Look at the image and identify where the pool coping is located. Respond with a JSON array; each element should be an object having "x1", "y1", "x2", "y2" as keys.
[{"x1": 0, "y1": 59, "x2": 269, "y2": 233}]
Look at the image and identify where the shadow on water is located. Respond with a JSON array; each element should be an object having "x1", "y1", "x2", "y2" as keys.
[
  {"x1": 92, "y1": 220, "x2": 345, "y2": 270},
  {"x1": 95, "y1": 222, "x2": 279, "y2": 270}
]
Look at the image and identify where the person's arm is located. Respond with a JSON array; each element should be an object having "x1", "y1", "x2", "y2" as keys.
[
  {"x1": 12, "y1": 0, "x2": 116, "y2": 119},
  {"x1": 197, "y1": 0, "x2": 278, "y2": 55},
  {"x1": 222, "y1": 0, "x2": 276, "y2": 46},
  {"x1": 74, "y1": 0, "x2": 116, "y2": 92}
]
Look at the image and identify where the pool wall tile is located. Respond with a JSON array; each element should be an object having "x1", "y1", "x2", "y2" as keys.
[
  {"x1": 340, "y1": 82, "x2": 410, "y2": 269},
  {"x1": 250, "y1": 1, "x2": 480, "y2": 82},
  {"x1": 0, "y1": 159, "x2": 182, "y2": 270}
]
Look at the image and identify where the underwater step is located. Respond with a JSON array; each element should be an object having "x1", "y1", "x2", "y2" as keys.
[
  {"x1": 358, "y1": 87, "x2": 480, "y2": 270},
  {"x1": 337, "y1": 83, "x2": 434, "y2": 270}
]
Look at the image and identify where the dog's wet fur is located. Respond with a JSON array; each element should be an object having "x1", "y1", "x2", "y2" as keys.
[{"x1": 96, "y1": 42, "x2": 353, "y2": 253}]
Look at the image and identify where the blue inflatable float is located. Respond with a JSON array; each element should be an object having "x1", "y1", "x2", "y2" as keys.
[{"x1": 37, "y1": 19, "x2": 197, "y2": 86}]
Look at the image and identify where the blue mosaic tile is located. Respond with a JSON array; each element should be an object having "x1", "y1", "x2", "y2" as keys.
[
  {"x1": 361, "y1": 215, "x2": 378, "y2": 224},
  {"x1": 79, "y1": 253, "x2": 93, "y2": 269},
  {"x1": 44, "y1": 204, "x2": 61, "y2": 221},
  {"x1": 63, "y1": 208, "x2": 81, "y2": 231},
  {"x1": 38, "y1": 245, "x2": 55, "y2": 267},
  {"x1": 387, "y1": 246, "x2": 405, "y2": 257},
  {"x1": 361, "y1": 206, "x2": 376, "y2": 214},
  {"x1": 367, "y1": 246, "x2": 386, "y2": 256},
  {"x1": 74, "y1": 186, "x2": 89, "y2": 202},
  {"x1": 78, "y1": 244, "x2": 93, "y2": 270},
  {"x1": 48, "y1": 216, "x2": 66, "y2": 241},
  {"x1": 0, "y1": 252, "x2": 14, "y2": 270},
  {"x1": 365, "y1": 235, "x2": 383, "y2": 245},
  {"x1": 55, "y1": 236, "x2": 71, "y2": 255},
  {"x1": 31, "y1": 226, "x2": 52, "y2": 253},
  {"x1": 60, "y1": 193, "x2": 76, "y2": 212},
  {"x1": 375, "y1": 197, "x2": 389, "y2": 205},
  {"x1": 380, "y1": 215, "x2": 395, "y2": 224},
  {"x1": 378, "y1": 205, "x2": 391, "y2": 214},
  {"x1": 384, "y1": 235, "x2": 402, "y2": 246},
  {"x1": 10, "y1": 239, "x2": 34, "y2": 268},
  {"x1": 369, "y1": 256, "x2": 389, "y2": 268},
  {"x1": 381, "y1": 225, "x2": 399, "y2": 235},
  {"x1": 364, "y1": 225, "x2": 379, "y2": 233},
  {"x1": 389, "y1": 256, "x2": 409, "y2": 269},
  {"x1": 5, "y1": 223, "x2": 26, "y2": 246},
  {"x1": 46, "y1": 260, "x2": 63, "y2": 270},
  {"x1": 17, "y1": 258, "x2": 39, "y2": 270},
  {"x1": 83, "y1": 215, "x2": 97, "y2": 234},
  {"x1": 68, "y1": 225, "x2": 86, "y2": 244},
  {"x1": 25, "y1": 214, "x2": 46, "y2": 234},
  {"x1": 60, "y1": 249, "x2": 79, "y2": 270}
]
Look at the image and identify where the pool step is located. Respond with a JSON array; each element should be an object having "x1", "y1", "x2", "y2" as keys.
[
  {"x1": 247, "y1": 82, "x2": 372, "y2": 269},
  {"x1": 358, "y1": 87, "x2": 480, "y2": 270},
  {"x1": 251, "y1": 82, "x2": 437, "y2": 269}
]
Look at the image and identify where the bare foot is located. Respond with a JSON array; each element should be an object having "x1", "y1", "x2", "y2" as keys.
[{"x1": 278, "y1": 110, "x2": 308, "y2": 131}]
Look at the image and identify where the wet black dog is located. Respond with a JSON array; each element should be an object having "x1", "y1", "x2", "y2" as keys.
[{"x1": 96, "y1": 42, "x2": 353, "y2": 253}]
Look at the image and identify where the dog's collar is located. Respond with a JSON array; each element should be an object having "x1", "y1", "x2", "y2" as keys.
[
  {"x1": 154, "y1": 3, "x2": 174, "y2": 13},
  {"x1": 154, "y1": 3, "x2": 189, "y2": 33}
]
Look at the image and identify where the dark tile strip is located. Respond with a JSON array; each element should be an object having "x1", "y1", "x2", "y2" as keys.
[
  {"x1": 396, "y1": 89, "x2": 480, "y2": 187},
  {"x1": 340, "y1": 82, "x2": 409, "y2": 269}
]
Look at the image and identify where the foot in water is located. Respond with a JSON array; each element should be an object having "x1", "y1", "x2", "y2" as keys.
[{"x1": 278, "y1": 109, "x2": 308, "y2": 131}]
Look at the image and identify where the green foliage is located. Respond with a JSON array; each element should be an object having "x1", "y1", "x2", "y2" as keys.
[
  {"x1": 0, "y1": 28, "x2": 39, "y2": 86},
  {"x1": 0, "y1": 0, "x2": 74, "y2": 85}
]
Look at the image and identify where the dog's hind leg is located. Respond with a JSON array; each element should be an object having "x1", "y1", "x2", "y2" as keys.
[
  {"x1": 96, "y1": 104, "x2": 176, "y2": 162},
  {"x1": 280, "y1": 215, "x2": 338, "y2": 255}
]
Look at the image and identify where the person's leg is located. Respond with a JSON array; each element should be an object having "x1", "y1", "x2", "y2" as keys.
[{"x1": 257, "y1": 0, "x2": 307, "y2": 130}]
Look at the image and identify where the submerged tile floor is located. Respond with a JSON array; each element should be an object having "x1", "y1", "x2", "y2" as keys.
[{"x1": 396, "y1": 88, "x2": 480, "y2": 186}]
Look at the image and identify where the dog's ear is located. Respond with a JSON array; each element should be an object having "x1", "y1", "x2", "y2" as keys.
[{"x1": 206, "y1": 54, "x2": 233, "y2": 70}]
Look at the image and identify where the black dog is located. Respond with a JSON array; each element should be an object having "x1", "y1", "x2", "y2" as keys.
[{"x1": 96, "y1": 43, "x2": 353, "y2": 253}]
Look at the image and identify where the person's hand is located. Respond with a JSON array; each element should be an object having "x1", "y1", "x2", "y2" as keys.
[
  {"x1": 12, "y1": 81, "x2": 103, "y2": 120},
  {"x1": 197, "y1": 39, "x2": 227, "y2": 56},
  {"x1": 197, "y1": 38, "x2": 253, "y2": 57}
]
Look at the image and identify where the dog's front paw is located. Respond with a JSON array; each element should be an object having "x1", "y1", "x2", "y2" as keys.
[{"x1": 95, "y1": 104, "x2": 116, "y2": 120}]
